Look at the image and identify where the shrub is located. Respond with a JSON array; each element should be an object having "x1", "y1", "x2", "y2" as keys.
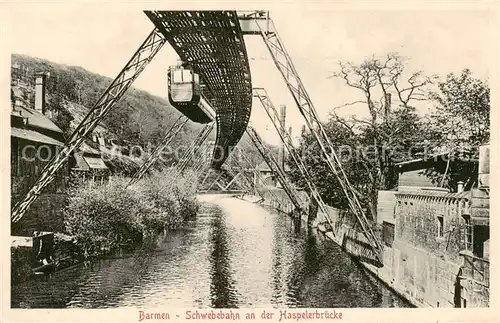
[{"x1": 64, "y1": 170, "x2": 200, "y2": 259}]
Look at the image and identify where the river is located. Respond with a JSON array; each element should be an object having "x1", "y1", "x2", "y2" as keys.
[{"x1": 11, "y1": 195, "x2": 411, "y2": 308}]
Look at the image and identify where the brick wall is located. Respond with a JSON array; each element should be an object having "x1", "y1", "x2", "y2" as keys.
[{"x1": 395, "y1": 191, "x2": 470, "y2": 264}]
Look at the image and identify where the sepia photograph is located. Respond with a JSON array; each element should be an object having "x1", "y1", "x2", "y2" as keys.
[{"x1": 2, "y1": 2, "x2": 497, "y2": 322}]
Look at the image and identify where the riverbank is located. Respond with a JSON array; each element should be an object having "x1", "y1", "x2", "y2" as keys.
[
  {"x1": 11, "y1": 170, "x2": 201, "y2": 284},
  {"x1": 240, "y1": 192, "x2": 419, "y2": 308},
  {"x1": 12, "y1": 195, "x2": 411, "y2": 308},
  {"x1": 315, "y1": 223, "x2": 420, "y2": 308}
]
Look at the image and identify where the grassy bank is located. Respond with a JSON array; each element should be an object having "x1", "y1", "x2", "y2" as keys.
[{"x1": 64, "y1": 169, "x2": 199, "y2": 259}]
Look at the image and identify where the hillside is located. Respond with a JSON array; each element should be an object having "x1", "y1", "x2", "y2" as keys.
[
  {"x1": 10, "y1": 54, "x2": 274, "y2": 176},
  {"x1": 11, "y1": 54, "x2": 218, "y2": 171}
]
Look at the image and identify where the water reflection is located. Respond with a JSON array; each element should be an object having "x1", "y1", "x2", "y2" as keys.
[
  {"x1": 11, "y1": 195, "x2": 411, "y2": 309},
  {"x1": 208, "y1": 208, "x2": 238, "y2": 308}
]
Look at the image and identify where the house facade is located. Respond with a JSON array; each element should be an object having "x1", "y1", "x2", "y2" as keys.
[
  {"x1": 376, "y1": 146, "x2": 490, "y2": 307},
  {"x1": 11, "y1": 71, "x2": 109, "y2": 235},
  {"x1": 11, "y1": 72, "x2": 69, "y2": 235}
]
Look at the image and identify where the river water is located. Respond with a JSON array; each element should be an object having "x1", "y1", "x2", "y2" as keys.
[{"x1": 11, "y1": 195, "x2": 411, "y2": 308}]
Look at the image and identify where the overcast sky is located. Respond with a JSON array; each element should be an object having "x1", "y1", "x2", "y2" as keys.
[{"x1": 5, "y1": 3, "x2": 494, "y2": 145}]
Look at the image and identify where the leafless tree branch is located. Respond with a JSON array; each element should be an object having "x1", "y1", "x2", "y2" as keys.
[{"x1": 331, "y1": 100, "x2": 367, "y2": 111}]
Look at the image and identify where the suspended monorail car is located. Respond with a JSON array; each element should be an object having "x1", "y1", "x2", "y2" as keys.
[{"x1": 167, "y1": 64, "x2": 213, "y2": 123}]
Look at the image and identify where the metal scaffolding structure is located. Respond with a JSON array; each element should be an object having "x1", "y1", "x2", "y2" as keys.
[
  {"x1": 243, "y1": 11, "x2": 382, "y2": 258},
  {"x1": 173, "y1": 122, "x2": 215, "y2": 178},
  {"x1": 12, "y1": 28, "x2": 167, "y2": 223},
  {"x1": 245, "y1": 126, "x2": 304, "y2": 212},
  {"x1": 146, "y1": 11, "x2": 253, "y2": 169},
  {"x1": 236, "y1": 145, "x2": 280, "y2": 201},
  {"x1": 128, "y1": 115, "x2": 189, "y2": 187},
  {"x1": 253, "y1": 87, "x2": 334, "y2": 229},
  {"x1": 11, "y1": 11, "x2": 382, "y2": 265}
]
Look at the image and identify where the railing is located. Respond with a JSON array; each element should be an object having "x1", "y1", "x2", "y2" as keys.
[
  {"x1": 460, "y1": 251, "x2": 489, "y2": 286},
  {"x1": 395, "y1": 190, "x2": 471, "y2": 215}
]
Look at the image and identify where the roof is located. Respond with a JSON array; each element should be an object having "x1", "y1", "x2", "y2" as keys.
[
  {"x1": 72, "y1": 152, "x2": 108, "y2": 171},
  {"x1": 396, "y1": 149, "x2": 477, "y2": 173},
  {"x1": 11, "y1": 127, "x2": 64, "y2": 146},
  {"x1": 12, "y1": 105, "x2": 63, "y2": 134},
  {"x1": 79, "y1": 141, "x2": 102, "y2": 156},
  {"x1": 83, "y1": 156, "x2": 108, "y2": 170},
  {"x1": 72, "y1": 152, "x2": 90, "y2": 171}
]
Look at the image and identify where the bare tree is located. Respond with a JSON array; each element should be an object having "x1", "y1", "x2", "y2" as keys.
[
  {"x1": 325, "y1": 53, "x2": 435, "y2": 219},
  {"x1": 332, "y1": 53, "x2": 434, "y2": 120}
]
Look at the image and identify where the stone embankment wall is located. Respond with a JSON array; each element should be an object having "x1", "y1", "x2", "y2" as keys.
[
  {"x1": 254, "y1": 188, "x2": 310, "y2": 220},
  {"x1": 246, "y1": 187, "x2": 489, "y2": 308}
]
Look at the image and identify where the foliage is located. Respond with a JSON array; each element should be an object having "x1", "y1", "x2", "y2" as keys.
[
  {"x1": 422, "y1": 69, "x2": 490, "y2": 190},
  {"x1": 292, "y1": 55, "x2": 489, "y2": 219},
  {"x1": 10, "y1": 53, "x2": 207, "y2": 150},
  {"x1": 47, "y1": 93, "x2": 74, "y2": 136},
  {"x1": 11, "y1": 247, "x2": 34, "y2": 284},
  {"x1": 427, "y1": 69, "x2": 490, "y2": 151},
  {"x1": 64, "y1": 170, "x2": 199, "y2": 259},
  {"x1": 291, "y1": 54, "x2": 431, "y2": 219}
]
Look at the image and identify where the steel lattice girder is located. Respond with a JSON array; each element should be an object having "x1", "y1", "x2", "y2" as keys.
[
  {"x1": 253, "y1": 89, "x2": 331, "y2": 216},
  {"x1": 128, "y1": 115, "x2": 189, "y2": 187},
  {"x1": 11, "y1": 28, "x2": 167, "y2": 223},
  {"x1": 145, "y1": 11, "x2": 253, "y2": 170},
  {"x1": 245, "y1": 126, "x2": 303, "y2": 212},
  {"x1": 246, "y1": 14, "x2": 383, "y2": 260}
]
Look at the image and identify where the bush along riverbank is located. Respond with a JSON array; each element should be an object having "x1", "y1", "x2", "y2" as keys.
[
  {"x1": 64, "y1": 169, "x2": 200, "y2": 261},
  {"x1": 11, "y1": 169, "x2": 200, "y2": 283}
]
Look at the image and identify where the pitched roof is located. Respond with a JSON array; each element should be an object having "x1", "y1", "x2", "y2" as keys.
[
  {"x1": 12, "y1": 105, "x2": 63, "y2": 135},
  {"x1": 11, "y1": 127, "x2": 64, "y2": 146},
  {"x1": 72, "y1": 151, "x2": 90, "y2": 171},
  {"x1": 72, "y1": 151, "x2": 108, "y2": 171},
  {"x1": 79, "y1": 141, "x2": 102, "y2": 156},
  {"x1": 84, "y1": 156, "x2": 108, "y2": 170}
]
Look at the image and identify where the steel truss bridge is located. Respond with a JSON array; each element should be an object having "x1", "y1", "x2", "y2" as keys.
[{"x1": 11, "y1": 10, "x2": 383, "y2": 264}]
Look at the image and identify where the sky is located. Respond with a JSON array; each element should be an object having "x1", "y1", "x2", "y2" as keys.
[{"x1": 4, "y1": 3, "x2": 495, "y2": 146}]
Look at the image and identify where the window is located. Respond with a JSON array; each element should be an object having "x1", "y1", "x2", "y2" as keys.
[
  {"x1": 382, "y1": 221, "x2": 395, "y2": 247},
  {"x1": 182, "y1": 69, "x2": 192, "y2": 82},
  {"x1": 437, "y1": 215, "x2": 444, "y2": 238},
  {"x1": 473, "y1": 225, "x2": 489, "y2": 258},
  {"x1": 173, "y1": 69, "x2": 183, "y2": 82}
]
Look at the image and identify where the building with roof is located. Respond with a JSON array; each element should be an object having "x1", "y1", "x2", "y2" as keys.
[
  {"x1": 375, "y1": 145, "x2": 490, "y2": 308},
  {"x1": 71, "y1": 140, "x2": 110, "y2": 186},
  {"x1": 11, "y1": 73, "x2": 67, "y2": 196},
  {"x1": 11, "y1": 75, "x2": 68, "y2": 235},
  {"x1": 11, "y1": 71, "x2": 108, "y2": 235},
  {"x1": 255, "y1": 161, "x2": 291, "y2": 187}
]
